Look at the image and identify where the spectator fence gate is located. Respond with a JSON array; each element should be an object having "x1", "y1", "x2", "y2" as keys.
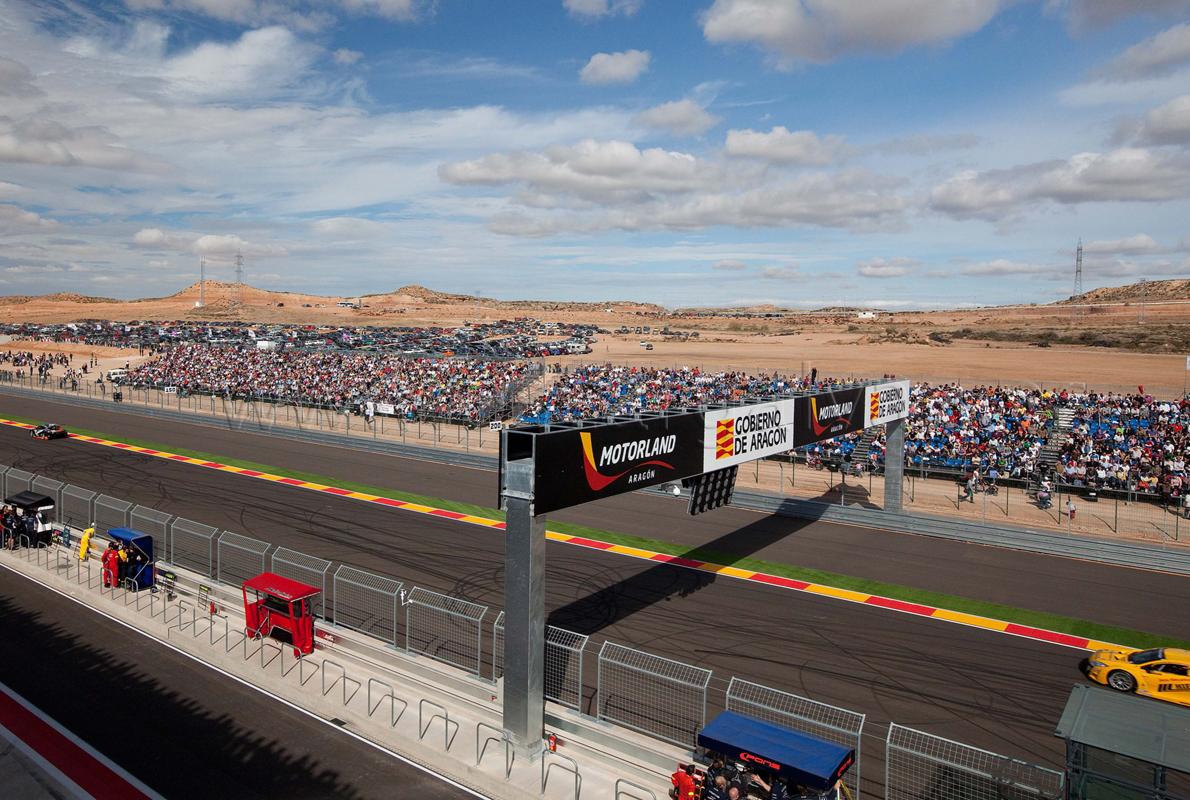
[
  {"x1": 405, "y1": 587, "x2": 487, "y2": 678},
  {"x1": 596, "y1": 641, "x2": 712, "y2": 748},
  {"x1": 492, "y1": 611, "x2": 589, "y2": 711},
  {"x1": 130, "y1": 506, "x2": 173, "y2": 562},
  {"x1": 216, "y1": 530, "x2": 272, "y2": 588},
  {"x1": 4, "y1": 467, "x2": 34, "y2": 498},
  {"x1": 93, "y1": 494, "x2": 132, "y2": 535},
  {"x1": 332, "y1": 565, "x2": 403, "y2": 647},
  {"x1": 726, "y1": 678, "x2": 865, "y2": 799},
  {"x1": 31, "y1": 476, "x2": 63, "y2": 508},
  {"x1": 60, "y1": 485, "x2": 96, "y2": 530},
  {"x1": 885, "y1": 723, "x2": 1063, "y2": 800},
  {"x1": 270, "y1": 547, "x2": 331, "y2": 618},
  {"x1": 169, "y1": 517, "x2": 218, "y2": 577}
]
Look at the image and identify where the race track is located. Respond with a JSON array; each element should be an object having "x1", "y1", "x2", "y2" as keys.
[{"x1": 2, "y1": 394, "x2": 1187, "y2": 795}]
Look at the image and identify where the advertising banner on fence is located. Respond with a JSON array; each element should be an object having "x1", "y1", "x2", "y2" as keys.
[
  {"x1": 703, "y1": 400, "x2": 796, "y2": 471},
  {"x1": 864, "y1": 380, "x2": 910, "y2": 427},
  {"x1": 793, "y1": 387, "x2": 866, "y2": 448},
  {"x1": 531, "y1": 414, "x2": 704, "y2": 513}
]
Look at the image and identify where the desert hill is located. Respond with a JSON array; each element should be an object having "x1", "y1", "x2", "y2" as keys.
[{"x1": 1062, "y1": 278, "x2": 1190, "y2": 305}]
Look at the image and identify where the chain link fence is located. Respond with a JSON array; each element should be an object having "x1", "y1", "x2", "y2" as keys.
[
  {"x1": 405, "y1": 587, "x2": 487, "y2": 677},
  {"x1": 332, "y1": 565, "x2": 403, "y2": 646},
  {"x1": 216, "y1": 530, "x2": 271, "y2": 587},
  {"x1": 596, "y1": 641, "x2": 712, "y2": 748},
  {"x1": 270, "y1": 547, "x2": 332, "y2": 618},
  {"x1": 727, "y1": 678, "x2": 865, "y2": 799},
  {"x1": 130, "y1": 505, "x2": 173, "y2": 560},
  {"x1": 492, "y1": 612, "x2": 589, "y2": 711},
  {"x1": 886, "y1": 723, "x2": 1064, "y2": 800},
  {"x1": 4, "y1": 467, "x2": 34, "y2": 498},
  {"x1": 93, "y1": 494, "x2": 132, "y2": 535},
  {"x1": 169, "y1": 517, "x2": 218, "y2": 577},
  {"x1": 30, "y1": 476, "x2": 63, "y2": 508},
  {"x1": 60, "y1": 485, "x2": 96, "y2": 530}
]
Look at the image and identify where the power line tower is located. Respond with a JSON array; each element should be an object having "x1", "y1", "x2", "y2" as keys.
[
  {"x1": 1138, "y1": 277, "x2": 1147, "y2": 325},
  {"x1": 196, "y1": 257, "x2": 206, "y2": 308},
  {"x1": 233, "y1": 251, "x2": 244, "y2": 311},
  {"x1": 1073, "y1": 239, "x2": 1083, "y2": 300}
]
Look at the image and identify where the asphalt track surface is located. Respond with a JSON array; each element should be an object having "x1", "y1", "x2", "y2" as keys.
[
  {"x1": 0, "y1": 566, "x2": 473, "y2": 799},
  {"x1": 2, "y1": 395, "x2": 1188, "y2": 794}
]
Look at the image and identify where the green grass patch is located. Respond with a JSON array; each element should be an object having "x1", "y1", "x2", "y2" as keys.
[{"x1": 9, "y1": 411, "x2": 1188, "y2": 651}]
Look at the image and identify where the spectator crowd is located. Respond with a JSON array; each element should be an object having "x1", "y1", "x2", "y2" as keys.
[{"x1": 124, "y1": 344, "x2": 539, "y2": 423}]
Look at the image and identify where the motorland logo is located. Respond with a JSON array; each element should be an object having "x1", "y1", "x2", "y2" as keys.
[
  {"x1": 580, "y1": 430, "x2": 677, "y2": 491},
  {"x1": 810, "y1": 396, "x2": 855, "y2": 436}
]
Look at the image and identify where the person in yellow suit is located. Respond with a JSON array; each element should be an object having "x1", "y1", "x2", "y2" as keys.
[{"x1": 78, "y1": 523, "x2": 95, "y2": 561}]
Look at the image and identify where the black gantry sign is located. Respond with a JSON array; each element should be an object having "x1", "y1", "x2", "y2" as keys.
[
  {"x1": 792, "y1": 387, "x2": 866, "y2": 448},
  {"x1": 530, "y1": 414, "x2": 704, "y2": 514}
]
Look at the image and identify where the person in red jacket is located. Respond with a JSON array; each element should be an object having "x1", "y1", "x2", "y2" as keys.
[
  {"x1": 671, "y1": 763, "x2": 699, "y2": 800},
  {"x1": 101, "y1": 541, "x2": 119, "y2": 588}
]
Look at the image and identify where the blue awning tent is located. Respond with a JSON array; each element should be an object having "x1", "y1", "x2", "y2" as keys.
[
  {"x1": 697, "y1": 711, "x2": 855, "y2": 791},
  {"x1": 109, "y1": 527, "x2": 155, "y2": 591}
]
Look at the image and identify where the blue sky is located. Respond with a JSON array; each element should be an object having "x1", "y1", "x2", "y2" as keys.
[{"x1": 0, "y1": 0, "x2": 1188, "y2": 308}]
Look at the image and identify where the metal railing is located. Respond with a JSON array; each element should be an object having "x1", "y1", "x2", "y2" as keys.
[
  {"x1": 93, "y1": 494, "x2": 132, "y2": 535},
  {"x1": 332, "y1": 565, "x2": 403, "y2": 647},
  {"x1": 216, "y1": 530, "x2": 271, "y2": 587},
  {"x1": 886, "y1": 723, "x2": 1063, "y2": 800},
  {"x1": 727, "y1": 677, "x2": 865, "y2": 799},
  {"x1": 270, "y1": 547, "x2": 331, "y2": 618},
  {"x1": 596, "y1": 641, "x2": 711, "y2": 749},
  {"x1": 405, "y1": 587, "x2": 487, "y2": 677},
  {"x1": 169, "y1": 517, "x2": 218, "y2": 577},
  {"x1": 492, "y1": 611, "x2": 589, "y2": 710}
]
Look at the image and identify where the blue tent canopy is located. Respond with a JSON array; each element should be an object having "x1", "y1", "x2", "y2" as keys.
[
  {"x1": 108, "y1": 527, "x2": 155, "y2": 591},
  {"x1": 697, "y1": 711, "x2": 855, "y2": 791}
]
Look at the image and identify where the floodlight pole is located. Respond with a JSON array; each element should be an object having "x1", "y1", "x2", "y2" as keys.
[
  {"x1": 500, "y1": 453, "x2": 546, "y2": 761},
  {"x1": 884, "y1": 417, "x2": 905, "y2": 512}
]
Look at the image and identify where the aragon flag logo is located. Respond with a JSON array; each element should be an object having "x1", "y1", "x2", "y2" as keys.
[
  {"x1": 715, "y1": 418, "x2": 735, "y2": 459},
  {"x1": 869, "y1": 391, "x2": 880, "y2": 421}
]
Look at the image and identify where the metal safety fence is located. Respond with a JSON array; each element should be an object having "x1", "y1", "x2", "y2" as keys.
[
  {"x1": 270, "y1": 547, "x2": 332, "y2": 618},
  {"x1": 727, "y1": 678, "x2": 865, "y2": 799},
  {"x1": 332, "y1": 565, "x2": 403, "y2": 646},
  {"x1": 5, "y1": 467, "x2": 34, "y2": 498},
  {"x1": 93, "y1": 494, "x2": 132, "y2": 535},
  {"x1": 130, "y1": 506, "x2": 173, "y2": 559},
  {"x1": 169, "y1": 517, "x2": 218, "y2": 577},
  {"x1": 405, "y1": 587, "x2": 487, "y2": 677},
  {"x1": 216, "y1": 530, "x2": 271, "y2": 587},
  {"x1": 60, "y1": 485, "x2": 96, "y2": 530},
  {"x1": 492, "y1": 612, "x2": 589, "y2": 711},
  {"x1": 31, "y1": 476, "x2": 64, "y2": 508},
  {"x1": 596, "y1": 641, "x2": 712, "y2": 748},
  {"x1": 886, "y1": 723, "x2": 1064, "y2": 800}
]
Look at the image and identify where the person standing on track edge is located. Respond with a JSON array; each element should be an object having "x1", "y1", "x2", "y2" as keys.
[
  {"x1": 101, "y1": 540, "x2": 119, "y2": 588},
  {"x1": 670, "y1": 763, "x2": 699, "y2": 800},
  {"x1": 78, "y1": 523, "x2": 95, "y2": 561}
]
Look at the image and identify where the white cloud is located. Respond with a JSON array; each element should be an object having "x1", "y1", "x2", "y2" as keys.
[
  {"x1": 1100, "y1": 24, "x2": 1190, "y2": 81},
  {"x1": 1135, "y1": 94, "x2": 1190, "y2": 146},
  {"x1": 193, "y1": 233, "x2": 286, "y2": 257},
  {"x1": 0, "y1": 56, "x2": 43, "y2": 98},
  {"x1": 1055, "y1": 0, "x2": 1190, "y2": 32},
  {"x1": 701, "y1": 0, "x2": 1006, "y2": 65},
  {"x1": 711, "y1": 259, "x2": 748, "y2": 270},
  {"x1": 0, "y1": 204, "x2": 58, "y2": 233},
  {"x1": 123, "y1": 0, "x2": 423, "y2": 28},
  {"x1": 163, "y1": 26, "x2": 320, "y2": 101},
  {"x1": 759, "y1": 265, "x2": 802, "y2": 279},
  {"x1": 857, "y1": 257, "x2": 915, "y2": 278},
  {"x1": 563, "y1": 0, "x2": 642, "y2": 18},
  {"x1": 337, "y1": 0, "x2": 421, "y2": 21},
  {"x1": 961, "y1": 260, "x2": 1053, "y2": 276},
  {"x1": 311, "y1": 217, "x2": 389, "y2": 238},
  {"x1": 132, "y1": 227, "x2": 187, "y2": 248},
  {"x1": 332, "y1": 48, "x2": 364, "y2": 65},
  {"x1": 579, "y1": 50, "x2": 651, "y2": 85},
  {"x1": 0, "y1": 116, "x2": 166, "y2": 172},
  {"x1": 725, "y1": 126, "x2": 847, "y2": 165},
  {"x1": 1083, "y1": 234, "x2": 1161, "y2": 255},
  {"x1": 634, "y1": 100, "x2": 720, "y2": 136},
  {"x1": 930, "y1": 148, "x2": 1190, "y2": 220}
]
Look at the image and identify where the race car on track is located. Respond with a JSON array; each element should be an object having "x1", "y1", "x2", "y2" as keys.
[
  {"x1": 30, "y1": 424, "x2": 68, "y2": 440},
  {"x1": 1084, "y1": 647, "x2": 1190, "y2": 707}
]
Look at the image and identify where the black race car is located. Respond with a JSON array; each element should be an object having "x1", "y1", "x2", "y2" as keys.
[{"x1": 30, "y1": 424, "x2": 68, "y2": 440}]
